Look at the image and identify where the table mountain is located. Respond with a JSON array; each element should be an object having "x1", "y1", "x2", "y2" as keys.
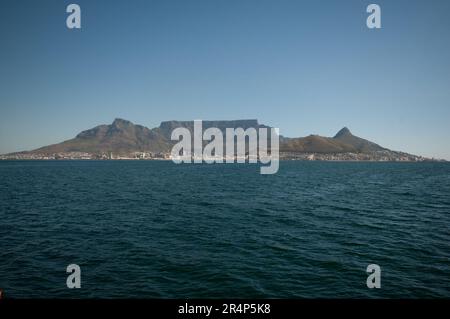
[{"x1": 2, "y1": 118, "x2": 426, "y2": 160}]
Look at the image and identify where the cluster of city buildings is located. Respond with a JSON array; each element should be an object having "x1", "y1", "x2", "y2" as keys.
[
  {"x1": 279, "y1": 151, "x2": 432, "y2": 162},
  {"x1": 0, "y1": 150, "x2": 439, "y2": 162},
  {"x1": 0, "y1": 151, "x2": 171, "y2": 160}
]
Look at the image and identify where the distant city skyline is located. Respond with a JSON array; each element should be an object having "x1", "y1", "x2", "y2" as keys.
[{"x1": 1, "y1": 0, "x2": 449, "y2": 159}]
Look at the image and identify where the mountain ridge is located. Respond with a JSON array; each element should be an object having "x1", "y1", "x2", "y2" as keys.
[{"x1": 1, "y1": 118, "x2": 434, "y2": 161}]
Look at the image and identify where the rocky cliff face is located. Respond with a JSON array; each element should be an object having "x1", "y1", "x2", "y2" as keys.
[
  {"x1": 32, "y1": 118, "x2": 171, "y2": 155},
  {"x1": 157, "y1": 119, "x2": 266, "y2": 139}
]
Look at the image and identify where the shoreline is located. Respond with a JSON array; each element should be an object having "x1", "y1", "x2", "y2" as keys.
[{"x1": 0, "y1": 158, "x2": 446, "y2": 163}]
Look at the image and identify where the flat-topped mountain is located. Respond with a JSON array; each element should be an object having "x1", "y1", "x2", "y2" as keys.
[
  {"x1": 156, "y1": 119, "x2": 269, "y2": 140},
  {"x1": 1, "y1": 118, "x2": 430, "y2": 161}
]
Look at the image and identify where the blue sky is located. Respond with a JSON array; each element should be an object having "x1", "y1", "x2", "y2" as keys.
[{"x1": 0, "y1": 0, "x2": 449, "y2": 159}]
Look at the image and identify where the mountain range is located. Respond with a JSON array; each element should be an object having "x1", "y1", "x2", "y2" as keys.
[{"x1": 2, "y1": 118, "x2": 429, "y2": 161}]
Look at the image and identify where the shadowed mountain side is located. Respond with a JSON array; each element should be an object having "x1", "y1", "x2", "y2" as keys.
[
  {"x1": 280, "y1": 127, "x2": 387, "y2": 153},
  {"x1": 33, "y1": 119, "x2": 172, "y2": 154},
  {"x1": 18, "y1": 119, "x2": 273, "y2": 156},
  {"x1": 3, "y1": 118, "x2": 427, "y2": 160},
  {"x1": 155, "y1": 119, "x2": 271, "y2": 140},
  {"x1": 280, "y1": 135, "x2": 357, "y2": 153}
]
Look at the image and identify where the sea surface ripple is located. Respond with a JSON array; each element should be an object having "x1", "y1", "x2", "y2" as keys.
[{"x1": 0, "y1": 160, "x2": 449, "y2": 298}]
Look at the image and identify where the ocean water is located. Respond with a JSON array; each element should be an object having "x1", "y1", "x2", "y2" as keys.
[{"x1": 0, "y1": 160, "x2": 449, "y2": 298}]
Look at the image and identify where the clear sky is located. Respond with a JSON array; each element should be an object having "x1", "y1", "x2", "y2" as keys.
[{"x1": 0, "y1": 0, "x2": 449, "y2": 159}]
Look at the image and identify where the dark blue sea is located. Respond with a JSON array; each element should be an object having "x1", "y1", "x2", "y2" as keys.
[{"x1": 0, "y1": 160, "x2": 449, "y2": 298}]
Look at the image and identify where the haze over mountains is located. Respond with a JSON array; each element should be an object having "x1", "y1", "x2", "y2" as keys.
[{"x1": 1, "y1": 118, "x2": 432, "y2": 161}]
